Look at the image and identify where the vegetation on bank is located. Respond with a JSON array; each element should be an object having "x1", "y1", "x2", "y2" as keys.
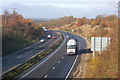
[
  {"x1": 47, "y1": 15, "x2": 118, "y2": 78},
  {"x1": 2, "y1": 10, "x2": 46, "y2": 56}
]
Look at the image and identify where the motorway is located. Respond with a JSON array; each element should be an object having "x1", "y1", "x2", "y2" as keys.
[
  {"x1": 2, "y1": 31, "x2": 60, "y2": 73},
  {"x1": 18, "y1": 31, "x2": 86, "y2": 79}
]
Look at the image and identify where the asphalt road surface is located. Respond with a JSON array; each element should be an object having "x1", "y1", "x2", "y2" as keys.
[
  {"x1": 2, "y1": 31, "x2": 60, "y2": 73},
  {"x1": 18, "y1": 31, "x2": 86, "y2": 79}
]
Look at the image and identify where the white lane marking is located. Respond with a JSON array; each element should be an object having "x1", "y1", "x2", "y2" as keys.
[
  {"x1": 25, "y1": 47, "x2": 29, "y2": 50},
  {"x1": 7, "y1": 59, "x2": 14, "y2": 63},
  {"x1": 58, "y1": 61, "x2": 60, "y2": 63},
  {"x1": 26, "y1": 52, "x2": 29, "y2": 54},
  {"x1": 17, "y1": 55, "x2": 23, "y2": 58},
  {"x1": 62, "y1": 57, "x2": 64, "y2": 58},
  {"x1": 29, "y1": 50, "x2": 44, "y2": 59},
  {"x1": 20, "y1": 34, "x2": 66, "y2": 79},
  {"x1": 26, "y1": 52, "x2": 30, "y2": 54},
  {"x1": 49, "y1": 44, "x2": 53, "y2": 47},
  {"x1": 44, "y1": 75, "x2": 48, "y2": 78},
  {"x1": 50, "y1": 44, "x2": 52, "y2": 46},
  {"x1": 25, "y1": 50, "x2": 33, "y2": 54},
  {"x1": 52, "y1": 67, "x2": 55, "y2": 69},
  {"x1": 65, "y1": 55, "x2": 79, "y2": 79}
]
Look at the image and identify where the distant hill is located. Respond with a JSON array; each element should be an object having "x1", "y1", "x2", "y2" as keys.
[
  {"x1": 30, "y1": 18, "x2": 54, "y2": 24},
  {"x1": 40, "y1": 16, "x2": 76, "y2": 27}
]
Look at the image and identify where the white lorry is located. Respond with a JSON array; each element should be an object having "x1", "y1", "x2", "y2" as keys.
[{"x1": 66, "y1": 39, "x2": 77, "y2": 55}]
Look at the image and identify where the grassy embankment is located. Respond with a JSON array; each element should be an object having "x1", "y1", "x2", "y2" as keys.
[
  {"x1": 2, "y1": 27, "x2": 46, "y2": 56},
  {"x1": 2, "y1": 28, "x2": 31, "y2": 56}
]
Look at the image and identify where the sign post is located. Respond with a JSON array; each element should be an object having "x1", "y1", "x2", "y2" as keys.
[
  {"x1": 93, "y1": 51, "x2": 95, "y2": 59},
  {"x1": 100, "y1": 37, "x2": 102, "y2": 54}
]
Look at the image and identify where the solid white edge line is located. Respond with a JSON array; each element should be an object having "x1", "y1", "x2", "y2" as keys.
[
  {"x1": 58, "y1": 61, "x2": 60, "y2": 63},
  {"x1": 65, "y1": 55, "x2": 78, "y2": 80},
  {"x1": 52, "y1": 67, "x2": 55, "y2": 69},
  {"x1": 20, "y1": 33, "x2": 66, "y2": 79},
  {"x1": 44, "y1": 75, "x2": 48, "y2": 78}
]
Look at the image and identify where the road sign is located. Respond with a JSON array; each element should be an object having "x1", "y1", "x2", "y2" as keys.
[
  {"x1": 91, "y1": 37, "x2": 110, "y2": 58},
  {"x1": 91, "y1": 37, "x2": 110, "y2": 52}
]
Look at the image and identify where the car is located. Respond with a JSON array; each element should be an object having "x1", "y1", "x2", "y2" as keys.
[
  {"x1": 66, "y1": 36, "x2": 70, "y2": 39},
  {"x1": 40, "y1": 39, "x2": 45, "y2": 43},
  {"x1": 47, "y1": 35, "x2": 52, "y2": 39},
  {"x1": 52, "y1": 36, "x2": 57, "y2": 39},
  {"x1": 44, "y1": 29, "x2": 47, "y2": 31}
]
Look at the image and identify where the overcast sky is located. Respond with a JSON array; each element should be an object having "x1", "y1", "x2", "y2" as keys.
[{"x1": 0, "y1": 0, "x2": 119, "y2": 19}]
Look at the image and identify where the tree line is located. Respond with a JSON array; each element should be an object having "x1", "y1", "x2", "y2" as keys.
[{"x1": 2, "y1": 10, "x2": 46, "y2": 56}]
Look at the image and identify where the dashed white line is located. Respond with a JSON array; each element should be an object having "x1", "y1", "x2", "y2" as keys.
[
  {"x1": 7, "y1": 59, "x2": 14, "y2": 63},
  {"x1": 17, "y1": 55, "x2": 23, "y2": 58},
  {"x1": 26, "y1": 52, "x2": 30, "y2": 54},
  {"x1": 25, "y1": 47, "x2": 29, "y2": 50},
  {"x1": 62, "y1": 57, "x2": 64, "y2": 58},
  {"x1": 26, "y1": 50, "x2": 33, "y2": 54},
  {"x1": 58, "y1": 61, "x2": 60, "y2": 63},
  {"x1": 44, "y1": 75, "x2": 48, "y2": 78},
  {"x1": 52, "y1": 67, "x2": 55, "y2": 69}
]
